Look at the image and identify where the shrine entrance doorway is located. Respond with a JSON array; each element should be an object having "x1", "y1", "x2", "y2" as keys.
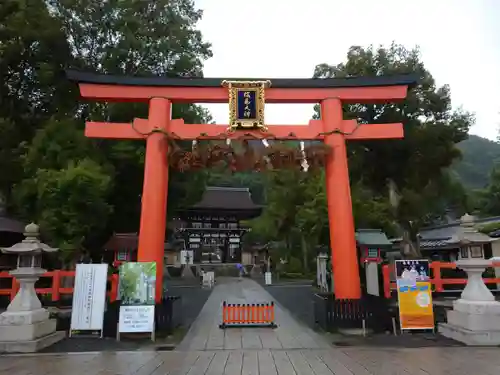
[{"x1": 68, "y1": 70, "x2": 416, "y2": 302}]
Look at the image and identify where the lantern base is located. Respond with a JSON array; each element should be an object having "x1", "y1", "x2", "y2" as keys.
[
  {"x1": 0, "y1": 308, "x2": 65, "y2": 352},
  {"x1": 0, "y1": 307, "x2": 49, "y2": 325},
  {"x1": 0, "y1": 317, "x2": 65, "y2": 353},
  {"x1": 438, "y1": 258, "x2": 500, "y2": 346},
  {"x1": 439, "y1": 300, "x2": 500, "y2": 346},
  {"x1": 0, "y1": 317, "x2": 56, "y2": 342},
  {"x1": 0, "y1": 329, "x2": 65, "y2": 353}
]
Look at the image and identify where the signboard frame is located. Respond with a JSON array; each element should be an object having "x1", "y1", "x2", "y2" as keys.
[
  {"x1": 117, "y1": 262, "x2": 157, "y2": 341},
  {"x1": 69, "y1": 263, "x2": 109, "y2": 338},
  {"x1": 395, "y1": 259, "x2": 434, "y2": 331}
]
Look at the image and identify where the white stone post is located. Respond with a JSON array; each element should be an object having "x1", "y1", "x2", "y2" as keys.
[
  {"x1": 439, "y1": 258, "x2": 500, "y2": 345},
  {"x1": 366, "y1": 262, "x2": 380, "y2": 296},
  {"x1": 317, "y1": 253, "x2": 328, "y2": 292}
]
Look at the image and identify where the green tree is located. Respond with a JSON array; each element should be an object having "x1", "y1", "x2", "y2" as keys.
[
  {"x1": 12, "y1": 117, "x2": 111, "y2": 234},
  {"x1": 314, "y1": 43, "x2": 473, "y2": 257},
  {"x1": 2, "y1": 0, "x2": 217, "y2": 268},
  {"x1": 294, "y1": 171, "x2": 328, "y2": 272},
  {"x1": 48, "y1": 0, "x2": 214, "y2": 232},
  {"x1": 478, "y1": 166, "x2": 500, "y2": 216},
  {"x1": 0, "y1": 0, "x2": 76, "y2": 201},
  {"x1": 251, "y1": 44, "x2": 473, "y2": 262},
  {"x1": 13, "y1": 158, "x2": 112, "y2": 265}
]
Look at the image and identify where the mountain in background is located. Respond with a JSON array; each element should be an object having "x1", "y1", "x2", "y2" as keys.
[{"x1": 452, "y1": 135, "x2": 500, "y2": 189}]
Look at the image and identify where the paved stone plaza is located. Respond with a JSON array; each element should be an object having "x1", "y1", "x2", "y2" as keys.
[{"x1": 2, "y1": 279, "x2": 500, "y2": 374}]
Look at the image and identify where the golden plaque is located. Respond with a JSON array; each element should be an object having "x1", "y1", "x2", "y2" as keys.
[{"x1": 222, "y1": 80, "x2": 271, "y2": 132}]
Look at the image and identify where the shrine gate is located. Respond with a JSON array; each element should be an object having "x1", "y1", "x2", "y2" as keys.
[{"x1": 67, "y1": 70, "x2": 416, "y2": 302}]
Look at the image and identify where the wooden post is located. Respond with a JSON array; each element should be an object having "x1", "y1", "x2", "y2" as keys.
[{"x1": 52, "y1": 270, "x2": 61, "y2": 302}]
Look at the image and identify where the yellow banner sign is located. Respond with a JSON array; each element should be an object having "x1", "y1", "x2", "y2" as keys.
[{"x1": 397, "y1": 281, "x2": 434, "y2": 330}]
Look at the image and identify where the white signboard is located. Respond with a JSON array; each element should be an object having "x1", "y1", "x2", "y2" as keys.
[
  {"x1": 180, "y1": 250, "x2": 194, "y2": 265},
  {"x1": 118, "y1": 305, "x2": 155, "y2": 333},
  {"x1": 70, "y1": 263, "x2": 108, "y2": 333}
]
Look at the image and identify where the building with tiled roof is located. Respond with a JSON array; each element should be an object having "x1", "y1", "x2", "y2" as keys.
[
  {"x1": 390, "y1": 214, "x2": 500, "y2": 261},
  {"x1": 179, "y1": 186, "x2": 262, "y2": 219},
  {"x1": 175, "y1": 187, "x2": 262, "y2": 264},
  {"x1": 104, "y1": 186, "x2": 263, "y2": 266}
]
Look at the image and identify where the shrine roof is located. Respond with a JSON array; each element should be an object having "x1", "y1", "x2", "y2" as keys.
[
  {"x1": 66, "y1": 70, "x2": 418, "y2": 89},
  {"x1": 187, "y1": 186, "x2": 262, "y2": 212},
  {"x1": 355, "y1": 229, "x2": 392, "y2": 247},
  {"x1": 0, "y1": 215, "x2": 25, "y2": 233},
  {"x1": 104, "y1": 232, "x2": 178, "y2": 251}
]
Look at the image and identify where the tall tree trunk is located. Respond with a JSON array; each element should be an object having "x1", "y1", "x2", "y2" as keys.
[
  {"x1": 387, "y1": 179, "x2": 422, "y2": 259},
  {"x1": 301, "y1": 235, "x2": 309, "y2": 273},
  {"x1": 400, "y1": 223, "x2": 422, "y2": 259}
]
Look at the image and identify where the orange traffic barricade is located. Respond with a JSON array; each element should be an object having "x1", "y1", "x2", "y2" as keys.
[{"x1": 220, "y1": 301, "x2": 277, "y2": 328}]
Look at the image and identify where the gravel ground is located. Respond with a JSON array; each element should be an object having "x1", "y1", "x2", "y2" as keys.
[
  {"x1": 167, "y1": 284, "x2": 212, "y2": 329},
  {"x1": 260, "y1": 279, "x2": 463, "y2": 348},
  {"x1": 260, "y1": 280, "x2": 317, "y2": 329},
  {"x1": 331, "y1": 332, "x2": 464, "y2": 347}
]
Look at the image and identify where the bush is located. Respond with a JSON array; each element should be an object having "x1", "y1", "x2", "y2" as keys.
[
  {"x1": 478, "y1": 222, "x2": 500, "y2": 234},
  {"x1": 285, "y1": 257, "x2": 303, "y2": 274}
]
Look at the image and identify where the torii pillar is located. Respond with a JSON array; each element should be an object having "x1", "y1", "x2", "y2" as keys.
[
  {"x1": 322, "y1": 98, "x2": 361, "y2": 298},
  {"x1": 67, "y1": 70, "x2": 416, "y2": 301}
]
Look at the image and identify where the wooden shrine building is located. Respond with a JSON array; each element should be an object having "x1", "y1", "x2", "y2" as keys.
[
  {"x1": 175, "y1": 186, "x2": 262, "y2": 264},
  {"x1": 104, "y1": 186, "x2": 262, "y2": 266}
]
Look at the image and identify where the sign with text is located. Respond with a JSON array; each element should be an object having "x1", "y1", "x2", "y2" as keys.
[
  {"x1": 70, "y1": 263, "x2": 108, "y2": 332},
  {"x1": 118, "y1": 262, "x2": 156, "y2": 334},
  {"x1": 118, "y1": 305, "x2": 155, "y2": 333},
  {"x1": 395, "y1": 260, "x2": 434, "y2": 330},
  {"x1": 222, "y1": 80, "x2": 271, "y2": 131}
]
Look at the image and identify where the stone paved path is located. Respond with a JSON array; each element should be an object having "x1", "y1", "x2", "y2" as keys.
[
  {"x1": 2, "y1": 278, "x2": 500, "y2": 374},
  {"x1": 3, "y1": 347, "x2": 500, "y2": 374},
  {"x1": 176, "y1": 278, "x2": 330, "y2": 351}
]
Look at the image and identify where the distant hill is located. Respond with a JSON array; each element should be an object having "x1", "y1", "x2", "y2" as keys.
[{"x1": 452, "y1": 135, "x2": 500, "y2": 189}]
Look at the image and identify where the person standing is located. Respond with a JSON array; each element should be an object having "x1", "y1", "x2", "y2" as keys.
[{"x1": 236, "y1": 262, "x2": 244, "y2": 280}]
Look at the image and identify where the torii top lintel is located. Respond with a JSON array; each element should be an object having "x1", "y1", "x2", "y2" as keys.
[{"x1": 66, "y1": 70, "x2": 418, "y2": 104}]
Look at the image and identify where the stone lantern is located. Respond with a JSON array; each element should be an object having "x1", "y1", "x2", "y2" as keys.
[
  {"x1": 448, "y1": 213, "x2": 495, "y2": 260},
  {"x1": 439, "y1": 214, "x2": 500, "y2": 345},
  {"x1": 0, "y1": 223, "x2": 65, "y2": 352}
]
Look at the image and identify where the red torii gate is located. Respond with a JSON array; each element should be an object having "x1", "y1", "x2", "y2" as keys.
[{"x1": 67, "y1": 71, "x2": 416, "y2": 302}]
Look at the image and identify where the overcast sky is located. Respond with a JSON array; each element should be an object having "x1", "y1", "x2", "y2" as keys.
[{"x1": 195, "y1": 0, "x2": 500, "y2": 140}]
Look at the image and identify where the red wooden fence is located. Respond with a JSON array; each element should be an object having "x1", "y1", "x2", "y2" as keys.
[
  {"x1": 382, "y1": 261, "x2": 500, "y2": 298},
  {"x1": 0, "y1": 270, "x2": 118, "y2": 302}
]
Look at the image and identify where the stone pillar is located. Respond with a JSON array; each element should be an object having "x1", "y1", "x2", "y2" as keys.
[
  {"x1": 439, "y1": 259, "x2": 500, "y2": 345},
  {"x1": 317, "y1": 253, "x2": 328, "y2": 292},
  {"x1": 366, "y1": 262, "x2": 380, "y2": 296}
]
